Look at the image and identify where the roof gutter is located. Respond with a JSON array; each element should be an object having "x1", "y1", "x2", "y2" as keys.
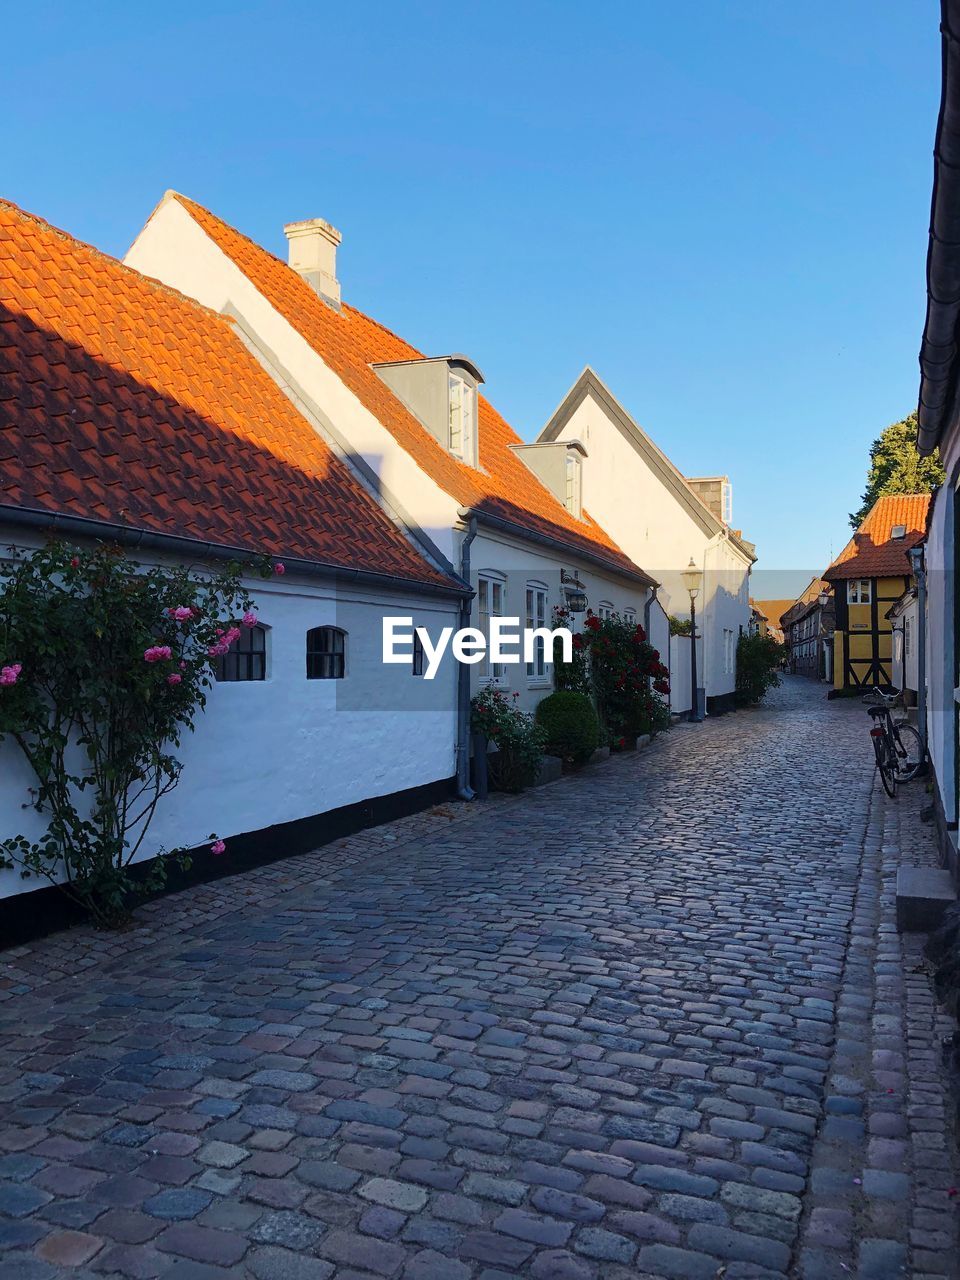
[
  {"x1": 918, "y1": 0, "x2": 960, "y2": 456},
  {"x1": 458, "y1": 506, "x2": 658, "y2": 590},
  {"x1": 0, "y1": 505, "x2": 471, "y2": 602}
]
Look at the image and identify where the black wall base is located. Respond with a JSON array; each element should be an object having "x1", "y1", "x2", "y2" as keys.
[
  {"x1": 0, "y1": 775, "x2": 457, "y2": 951},
  {"x1": 706, "y1": 692, "x2": 738, "y2": 716}
]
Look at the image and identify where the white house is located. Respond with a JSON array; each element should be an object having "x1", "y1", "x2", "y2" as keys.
[
  {"x1": 0, "y1": 197, "x2": 468, "y2": 938},
  {"x1": 538, "y1": 368, "x2": 756, "y2": 712},
  {"x1": 124, "y1": 193, "x2": 662, "y2": 719}
]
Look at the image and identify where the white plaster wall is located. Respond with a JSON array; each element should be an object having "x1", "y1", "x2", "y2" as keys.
[
  {"x1": 464, "y1": 526, "x2": 649, "y2": 716},
  {"x1": 125, "y1": 199, "x2": 462, "y2": 565},
  {"x1": 925, "y1": 476, "x2": 955, "y2": 823},
  {"x1": 0, "y1": 536, "x2": 459, "y2": 902},
  {"x1": 555, "y1": 393, "x2": 752, "y2": 699}
]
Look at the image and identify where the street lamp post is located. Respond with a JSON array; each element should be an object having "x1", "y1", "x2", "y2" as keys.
[
  {"x1": 817, "y1": 589, "x2": 829, "y2": 682},
  {"x1": 682, "y1": 557, "x2": 704, "y2": 723}
]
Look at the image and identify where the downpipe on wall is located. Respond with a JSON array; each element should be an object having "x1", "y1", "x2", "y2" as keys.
[{"x1": 455, "y1": 511, "x2": 478, "y2": 800}]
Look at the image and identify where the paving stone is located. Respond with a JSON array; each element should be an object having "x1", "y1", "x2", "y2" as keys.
[
  {"x1": 250, "y1": 1212, "x2": 327, "y2": 1251},
  {"x1": 35, "y1": 1230, "x2": 104, "y2": 1266},
  {"x1": 403, "y1": 1248, "x2": 471, "y2": 1280},
  {"x1": 155, "y1": 1222, "x2": 249, "y2": 1265},
  {"x1": 358, "y1": 1177, "x2": 428, "y2": 1212},
  {"x1": 143, "y1": 1187, "x2": 213, "y2": 1220},
  {"x1": 246, "y1": 1246, "x2": 335, "y2": 1280}
]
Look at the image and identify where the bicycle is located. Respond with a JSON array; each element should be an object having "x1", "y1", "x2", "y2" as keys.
[{"x1": 863, "y1": 689, "x2": 924, "y2": 798}]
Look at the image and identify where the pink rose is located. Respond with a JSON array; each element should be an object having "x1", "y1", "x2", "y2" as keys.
[
  {"x1": 167, "y1": 673, "x2": 182, "y2": 686},
  {"x1": 0, "y1": 663, "x2": 22, "y2": 686},
  {"x1": 210, "y1": 839, "x2": 226, "y2": 856},
  {"x1": 242, "y1": 611, "x2": 258, "y2": 628},
  {"x1": 168, "y1": 606, "x2": 194, "y2": 622},
  {"x1": 274, "y1": 562, "x2": 286, "y2": 575},
  {"x1": 179, "y1": 661, "x2": 187, "y2": 670},
  {"x1": 144, "y1": 646, "x2": 172, "y2": 663},
  {"x1": 70, "y1": 556, "x2": 80, "y2": 568}
]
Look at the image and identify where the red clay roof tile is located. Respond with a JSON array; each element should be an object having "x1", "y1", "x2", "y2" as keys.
[
  {"x1": 824, "y1": 494, "x2": 930, "y2": 580},
  {"x1": 0, "y1": 199, "x2": 459, "y2": 592}
]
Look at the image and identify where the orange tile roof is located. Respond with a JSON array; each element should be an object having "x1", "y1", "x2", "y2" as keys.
[
  {"x1": 824, "y1": 494, "x2": 930, "y2": 580},
  {"x1": 0, "y1": 199, "x2": 459, "y2": 592},
  {"x1": 752, "y1": 598, "x2": 796, "y2": 626},
  {"x1": 162, "y1": 193, "x2": 652, "y2": 585}
]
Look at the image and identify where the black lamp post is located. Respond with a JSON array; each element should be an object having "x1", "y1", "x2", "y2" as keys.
[{"x1": 682, "y1": 557, "x2": 704, "y2": 722}]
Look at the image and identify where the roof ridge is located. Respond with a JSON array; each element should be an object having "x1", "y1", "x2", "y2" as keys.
[{"x1": 0, "y1": 196, "x2": 229, "y2": 325}]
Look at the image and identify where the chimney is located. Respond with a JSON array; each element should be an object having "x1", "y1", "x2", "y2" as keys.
[{"x1": 284, "y1": 217, "x2": 342, "y2": 309}]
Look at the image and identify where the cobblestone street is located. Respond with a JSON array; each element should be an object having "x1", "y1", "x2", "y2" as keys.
[{"x1": 1, "y1": 678, "x2": 957, "y2": 1280}]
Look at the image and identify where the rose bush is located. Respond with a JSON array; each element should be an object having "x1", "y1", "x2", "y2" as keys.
[
  {"x1": 0, "y1": 542, "x2": 260, "y2": 928},
  {"x1": 470, "y1": 687, "x2": 546, "y2": 792},
  {"x1": 554, "y1": 610, "x2": 671, "y2": 742}
]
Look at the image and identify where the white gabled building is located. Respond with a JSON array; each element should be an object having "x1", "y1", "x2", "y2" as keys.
[
  {"x1": 125, "y1": 193, "x2": 662, "y2": 720},
  {"x1": 0, "y1": 198, "x2": 468, "y2": 940},
  {"x1": 538, "y1": 368, "x2": 756, "y2": 712}
]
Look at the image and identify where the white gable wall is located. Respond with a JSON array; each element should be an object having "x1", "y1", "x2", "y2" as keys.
[{"x1": 551, "y1": 390, "x2": 751, "y2": 699}]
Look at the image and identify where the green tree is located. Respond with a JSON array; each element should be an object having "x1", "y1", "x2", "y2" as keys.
[{"x1": 849, "y1": 412, "x2": 945, "y2": 529}]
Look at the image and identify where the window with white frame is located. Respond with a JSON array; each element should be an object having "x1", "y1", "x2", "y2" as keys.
[
  {"x1": 449, "y1": 373, "x2": 476, "y2": 462},
  {"x1": 525, "y1": 581, "x2": 549, "y2": 682},
  {"x1": 597, "y1": 601, "x2": 614, "y2": 620},
  {"x1": 478, "y1": 573, "x2": 506, "y2": 682},
  {"x1": 847, "y1": 579, "x2": 872, "y2": 605},
  {"x1": 623, "y1": 608, "x2": 637, "y2": 626},
  {"x1": 564, "y1": 452, "x2": 582, "y2": 518},
  {"x1": 723, "y1": 628, "x2": 735, "y2": 674},
  {"x1": 722, "y1": 482, "x2": 733, "y2": 525}
]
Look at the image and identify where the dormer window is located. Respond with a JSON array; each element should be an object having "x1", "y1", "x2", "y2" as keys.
[
  {"x1": 565, "y1": 451, "x2": 582, "y2": 518},
  {"x1": 372, "y1": 354, "x2": 483, "y2": 468},
  {"x1": 449, "y1": 373, "x2": 476, "y2": 461}
]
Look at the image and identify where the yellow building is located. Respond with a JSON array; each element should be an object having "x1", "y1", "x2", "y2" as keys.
[{"x1": 824, "y1": 494, "x2": 930, "y2": 691}]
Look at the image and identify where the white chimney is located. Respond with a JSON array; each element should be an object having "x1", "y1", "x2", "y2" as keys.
[{"x1": 284, "y1": 217, "x2": 342, "y2": 309}]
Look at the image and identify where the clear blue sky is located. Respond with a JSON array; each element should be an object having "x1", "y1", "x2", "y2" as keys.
[{"x1": 5, "y1": 1, "x2": 939, "y2": 594}]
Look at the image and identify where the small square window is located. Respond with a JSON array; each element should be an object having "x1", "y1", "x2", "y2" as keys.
[
  {"x1": 306, "y1": 626, "x2": 346, "y2": 679},
  {"x1": 215, "y1": 624, "x2": 267, "y2": 682}
]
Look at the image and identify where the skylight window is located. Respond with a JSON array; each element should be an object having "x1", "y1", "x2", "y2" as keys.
[{"x1": 891, "y1": 524, "x2": 906, "y2": 539}]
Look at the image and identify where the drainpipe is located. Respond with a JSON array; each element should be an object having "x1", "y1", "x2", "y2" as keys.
[
  {"x1": 643, "y1": 583, "x2": 659, "y2": 638},
  {"x1": 455, "y1": 513, "x2": 479, "y2": 800}
]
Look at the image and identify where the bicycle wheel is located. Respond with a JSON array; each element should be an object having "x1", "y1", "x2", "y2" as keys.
[
  {"x1": 873, "y1": 734, "x2": 897, "y2": 797},
  {"x1": 892, "y1": 721, "x2": 924, "y2": 781}
]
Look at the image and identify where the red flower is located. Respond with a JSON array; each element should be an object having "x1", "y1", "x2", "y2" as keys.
[
  {"x1": 572, "y1": 635, "x2": 584, "y2": 650},
  {"x1": 584, "y1": 615, "x2": 601, "y2": 632}
]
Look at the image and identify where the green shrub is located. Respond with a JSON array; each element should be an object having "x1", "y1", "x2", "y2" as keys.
[
  {"x1": 535, "y1": 691, "x2": 600, "y2": 763},
  {"x1": 735, "y1": 632, "x2": 785, "y2": 707}
]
